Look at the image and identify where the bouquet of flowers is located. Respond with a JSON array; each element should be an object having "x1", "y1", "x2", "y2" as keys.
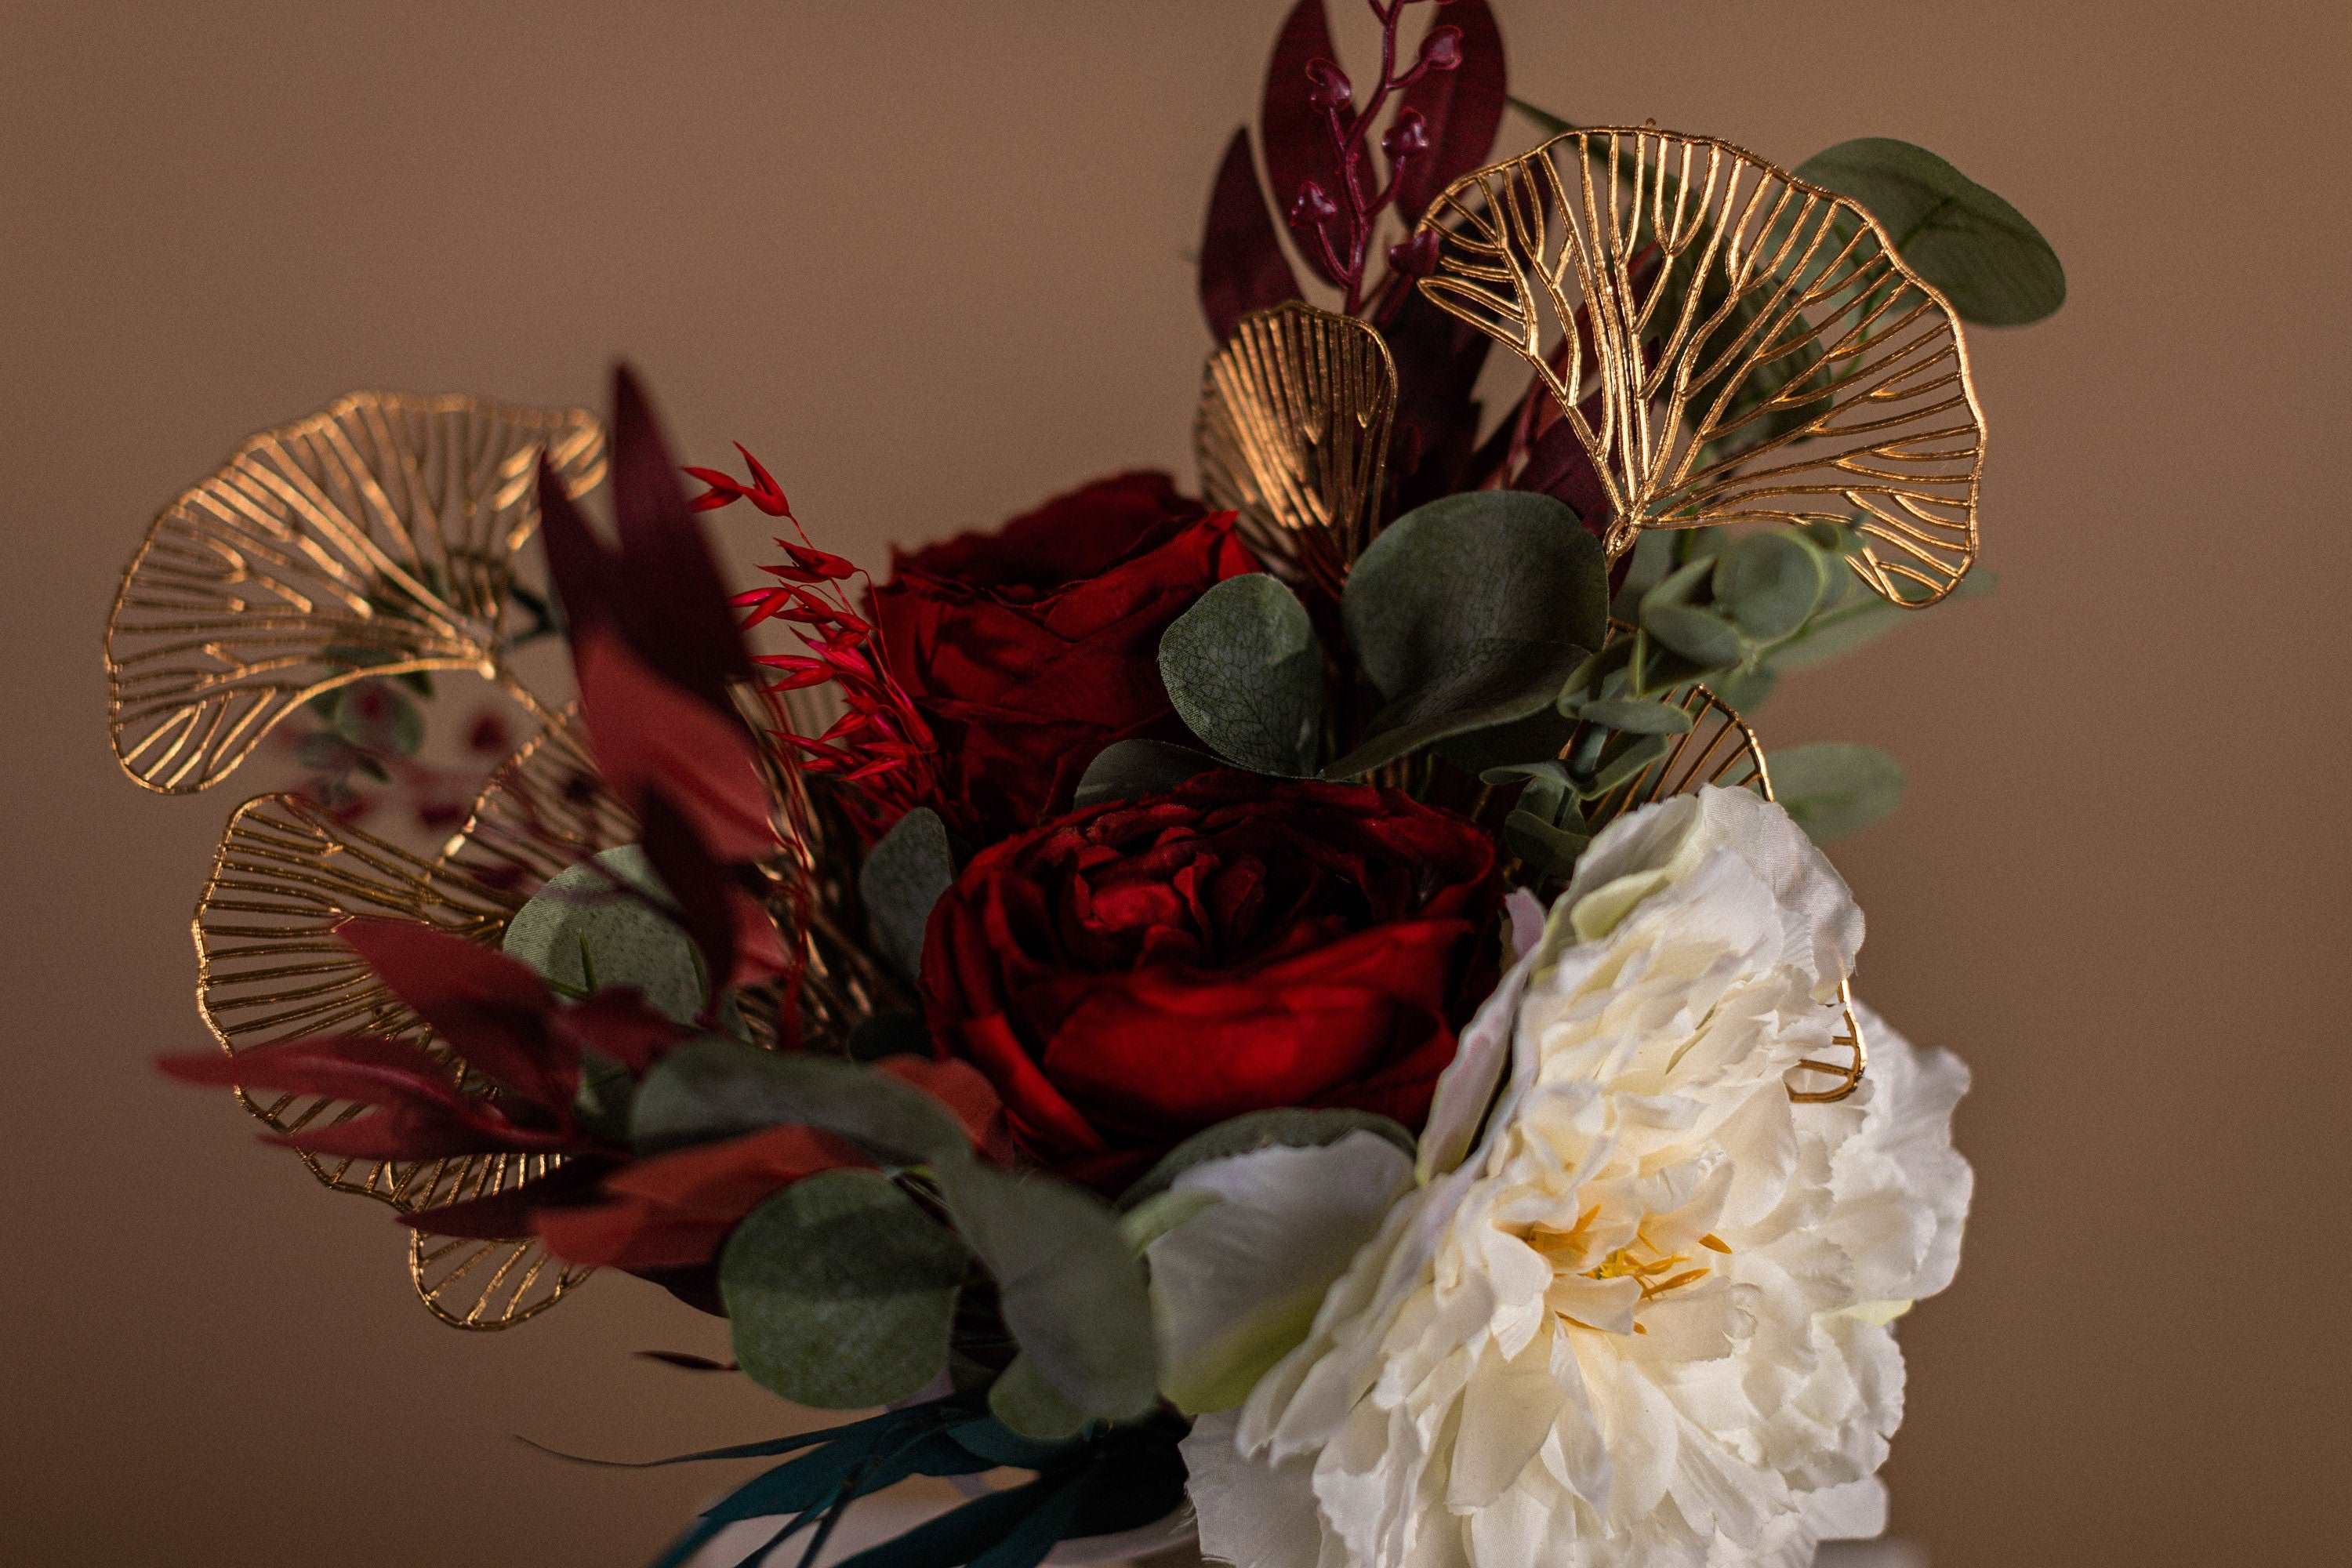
[{"x1": 103, "y1": 3, "x2": 2060, "y2": 1564}]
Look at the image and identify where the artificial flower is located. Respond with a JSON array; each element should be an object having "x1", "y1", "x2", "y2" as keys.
[
  {"x1": 1185, "y1": 787, "x2": 1973, "y2": 1568},
  {"x1": 920, "y1": 771, "x2": 1503, "y2": 1187},
  {"x1": 870, "y1": 471, "x2": 1257, "y2": 836}
]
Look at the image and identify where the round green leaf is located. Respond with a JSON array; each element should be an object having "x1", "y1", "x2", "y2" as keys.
[
  {"x1": 721, "y1": 1169, "x2": 970, "y2": 1409},
  {"x1": 1769, "y1": 742, "x2": 1905, "y2": 842},
  {"x1": 1712, "y1": 531, "x2": 1828, "y2": 642},
  {"x1": 1797, "y1": 138, "x2": 2065, "y2": 326},
  {"x1": 1073, "y1": 739, "x2": 1224, "y2": 808},
  {"x1": 859, "y1": 806, "x2": 954, "y2": 983},
  {"x1": 1158, "y1": 574, "x2": 1324, "y2": 776},
  {"x1": 1331, "y1": 492, "x2": 1609, "y2": 777},
  {"x1": 1573, "y1": 697, "x2": 1695, "y2": 735},
  {"x1": 630, "y1": 1036, "x2": 974, "y2": 1161},
  {"x1": 502, "y1": 845, "x2": 706, "y2": 1022},
  {"x1": 1640, "y1": 604, "x2": 1743, "y2": 669}
]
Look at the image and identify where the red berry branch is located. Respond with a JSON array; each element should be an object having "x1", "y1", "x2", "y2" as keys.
[{"x1": 1285, "y1": 0, "x2": 1463, "y2": 314}]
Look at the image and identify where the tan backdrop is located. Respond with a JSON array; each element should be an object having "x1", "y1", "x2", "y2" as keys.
[{"x1": 4, "y1": 2, "x2": 2345, "y2": 1563}]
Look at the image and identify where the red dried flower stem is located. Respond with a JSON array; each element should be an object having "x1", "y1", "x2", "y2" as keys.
[{"x1": 1296, "y1": 0, "x2": 1457, "y2": 315}]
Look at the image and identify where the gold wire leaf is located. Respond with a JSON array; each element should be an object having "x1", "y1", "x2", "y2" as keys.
[
  {"x1": 107, "y1": 392, "x2": 606, "y2": 793},
  {"x1": 193, "y1": 788, "x2": 592, "y2": 1328},
  {"x1": 1415, "y1": 128, "x2": 1986, "y2": 605},
  {"x1": 1196, "y1": 301, "x2": 1397, "y2": 593}
]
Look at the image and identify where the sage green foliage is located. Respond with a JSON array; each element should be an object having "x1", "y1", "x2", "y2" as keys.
[
  {"x1": 502, "y1": 845, "x2": 708, "y2": 1023},
  {"x1": 1768, "y1": 742, "x2": 1906, "y2": 843},
  {"x1": 1073, "y1": 738, "x2": 1223, "y2": 808},
  {"x1": 642, "y1": 1036, "x2": 1159, "y2": 1425},
  {"x1": 1797, "y1": 138, "x2": 2065, "y2": 326},
  {"x1": 986, "y1": 1353, "x2": 1089, "y2": 1443},
  {"x1": 721, "y1": 1169, "x2": 971, "y2": 1408},
  {"x1": 1119, "y1": 1107, "x2": 1415, "y2": 1210},
  {"x1": 859, "y1": 806, "x2": 954, "y2": 983},
  {"x1": 1328, "y1": 492, "x2": 1610, "y2": 778},
  {"x1": 1159, "y1": 574, "x2": 1325, "y2": 776}
]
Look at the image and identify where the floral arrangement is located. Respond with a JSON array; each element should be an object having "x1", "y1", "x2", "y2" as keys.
[{"x1": 103, "y1": 3, "x2": 2060, "y2": 1564}]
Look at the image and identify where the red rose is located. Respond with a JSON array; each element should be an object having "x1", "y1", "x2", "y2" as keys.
[
  {"x1": 871, "y1": 471, "x2": 1257, "y2": 837},
  {"x1": 919, "y1": 773, "x2": 1503, "y2": 1188}
]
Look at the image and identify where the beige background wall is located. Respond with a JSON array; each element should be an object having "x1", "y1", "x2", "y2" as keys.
[{"x1": 4, "y1": 2, "x2": 2345, "y2": 1563}]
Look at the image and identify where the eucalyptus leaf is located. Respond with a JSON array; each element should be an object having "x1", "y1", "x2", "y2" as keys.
[
  {"x1": 1119, "y1": 1108, "x2": 1416, "y2": 1210},
  {"x1": 630, "y1": 1036, "x2": 972, "y2": 1162},
  {"x1": 933, "y1": 1163, "x2": 1159, "y2": 1423},
  {"x1": 1640, "y1": 604, "x2": 1743, "y2": 669},
  {"x1": 1573, "y1": 697, "x2": 1694, "y2": 735},
  {"x1": 502, "y1": 845, "x2": 708, "y2": 1023},
  {"x1": 861, "y1": 807, "x2": 954, "y2": 983},
  {"x1": 1073, "y1": 739, "x2": 1224, "y2": 808},
  {"x1": 1504, "y1": 808, "x2": 1593, "y2": 880},
  {"x1": 1573, "y1": 731, "x2": 1673, "y2": 798},
  {"x1": 1330, "y1": 492, "x2": 1608, "y2": 777},
  {"x1": 986, "y1": 1354, "x2": 1091, "y2": 1443},
  {"x1": 1712, "y1": 531, "x2": 1828, "y2": 642},
  {"x1": 721, "y1": 1170, "x2": 970, "y2": 1409},
  {"x1": 1797, "y1": 138, "x2": 2065, "y2": 326},
  {"x1": 1158, "y1": 574, "x2": 1323, "y2": 776},
  {"x1": 1769, "y1": 742, "x2": 1905, "y2": 842}
]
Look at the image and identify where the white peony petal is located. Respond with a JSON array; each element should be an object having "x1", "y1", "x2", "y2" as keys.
[
  {"x1": 1185, "y1": 1410, "x2": 1327, "y2": 1568},
  {"x1": 1149, "y1": 1131, "x2": 1414, "y2": 1414}
]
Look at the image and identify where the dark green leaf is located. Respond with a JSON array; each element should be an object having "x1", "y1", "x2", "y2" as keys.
[
  {"x1": 1769, "y1": 742, "x2": 1904, "y2": 842},
  {"x1": 829, "y1": 1475, "x2": 1061, "y2": 1568},
  {"x1": 1072, "y1": 739, "x2": 1224, "y2": 808},
  {"x1": 1797, "y1": 138, "x2": 2065, "y2": 326},
  {"x1": 1330, "y1": 492, "x2": 1608, "y2": 777},
  {"x1": 1573, "y1": 697, "x2": 1694, "y2": 735},
  {"x1": 860, "y1": 807, "x2": 954, "y2": 983},
  {"x1": 1504, "y1": 808, "x2": 1592, "y2": 880},
  {"x1": 1157, "y1": 574, "x2": 1323, "y2": 776},
  {"x1": 721, "y1": 1171, "x2": 970, "y2": 1409},
  {"x1": 1572, "y1": 731, "x2": 1672, "y2": 798},
  {"x1": 1712, "y1": 531, "x2": 1827, "y2": 642},
  {"x1": 1640, "y1": 604, "x2": 1742, "y2": 668},
  {"x1": 630, "y1": 1036, "x2": 972, "y2": 1163},
  {"x1": 933, "y1": 1165, "x2": 1158, "y2": 1424},
  {"x1": 503, "y1": 845, "x2": 708, "y2": 1023},
  {"x1": 1119, "y1": 1108, "x2": 1416, "y2": 1210}
]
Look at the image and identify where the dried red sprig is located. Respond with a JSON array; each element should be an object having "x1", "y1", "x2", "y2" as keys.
[{"x1": 692, "y1": 447, "x2": 946, "y2": 838}]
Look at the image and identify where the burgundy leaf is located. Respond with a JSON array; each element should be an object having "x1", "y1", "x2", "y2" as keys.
[
  {"x1": 573, "y1": 630, "x2": 779, "y2": 865},
  {"x1": 159, "y1": 1033, "x2": 474, "y2": 1111},
  {"x1": 608, "y1": 365, "x2": 753, "y2": 710},
  {"x1": 636, "y1": 790, "x2": 739, "y2": 1000},
  {"x1": 1260, "y1": 0, "x2": 1351, "y2": 286},
  {"x1": 336, "y1": 919, "x2": 577, "y2": 1110},
  {"x1": 634, "y1": 1351, "x2": 739, "y2": 1373},
  {"x1": 265, "y1": 1102, "x2": 568, "y2": 1163},
  {"x1": 1393, "y1": 0, "x2": 1506, "y2": 221},
  {"x1": 551, "y1": 988, "x2": 690, "y2": 1076},
  {"x1": 537, "y1": 454, "x2": 625, "y2": 648},
  {"x1": 1199, "y1": 127, "x2": 1302, "y2": 341}
]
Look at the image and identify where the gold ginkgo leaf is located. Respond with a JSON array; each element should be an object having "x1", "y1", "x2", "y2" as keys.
[
  {"x1": 1415, "y1": 128, "x2": 1987, "y2": 605},
  {"x1": 193, "y1": 779, "x2": 606, "y2": 1329},
  {"x1": 107, "y1": 391, "x2": 606, "y2": 793},
  {"x1": 1196, "y1": 301, "x2": 1397, "y2": 594}
]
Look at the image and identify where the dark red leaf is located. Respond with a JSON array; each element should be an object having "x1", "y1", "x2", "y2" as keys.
[
  {"x1": 335, "y1": 919, "x2": 577, "y2": 1110},
  {"x1": 636, "y1": 790, "x2": 739, "y2": 1000},
  {"x1": 1392, "y1": 0, "x2": 1506, "y2": 220},
  {"x1": 401, "y1": 1162, "x2": 612, "y2": 1240},
  {"x1": 1198, "y1": 126, "x2": 1303, "y2": 342},
  {"x1": 634, "y1": 1351, "x2": 739, "y2": 1373},
  {"x1": 536, "y1": 455, "x2": 625, "y2": 648},
  {"x1": 267, "y1": 1102, "x2": 568, "y2": 1162},
  {"x1": 550, "y1": 988, "x2": 689, "y2": 1076},
  {"x1": 573, "y1": 630, "x2": 778, "y2": 865},
  {"x1": 1260, "y1": 0, "x2": 1351, "y2": 286},
  {"x1": 159, "y1": 1033, "x2": 473, "y2": 1109},
  {"x1": 608, "y1": 366, "x2": 752, "y2": 710}
]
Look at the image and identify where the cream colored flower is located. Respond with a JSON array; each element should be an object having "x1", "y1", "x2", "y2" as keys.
[{"x1": 1183, "y1": 788, "x2": 1973, "y2": 1568}]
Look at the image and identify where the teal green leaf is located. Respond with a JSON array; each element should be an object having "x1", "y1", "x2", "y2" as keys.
[
  {"x1": 630, "y1": 1036, "x2": 971, "y2": 1162},
  {"x1": 502, "y1": 845, "x2": 707, "y2": 1023},
  {"x1": 1769, "y1": 742, "x2": 1905, "y2": 842},
  {"x1": 1073, "y1": 739, "x2": 1223, "y2": 808},
  {"x1": 1330, "y1": 492, "x2": 1608, "y2": 778},
  {"x1": 721, "y1": 1170, "x2": 970, "y2": 1408},
  {"x1": 1797, "y1": 138, "x2": 2065, "y2": 326},
  {"x1": 1158, "y1": 574, "x2": 1324, "y2": 776},
  {"x1": 1119, "y1": 1107, "x2": 1415, "y2": 1210},
  {"x1": 860, "y1": 806, "x2": 954, "y2": 982}
]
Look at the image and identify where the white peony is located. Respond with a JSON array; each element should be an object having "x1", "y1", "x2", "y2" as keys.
[{"x1": 1181, "y1": 787, "x2": 1973, "y2": 1568}]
